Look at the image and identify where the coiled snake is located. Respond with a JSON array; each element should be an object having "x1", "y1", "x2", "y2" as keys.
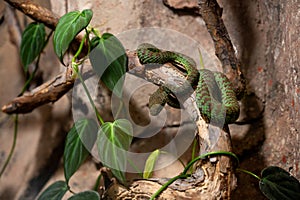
[{"x1": 137, "y1": 43, "x2": 240, "y2": 124}]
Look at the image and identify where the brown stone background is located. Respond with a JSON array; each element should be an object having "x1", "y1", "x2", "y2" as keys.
[{"x1": 0, "y1": 0, "x2": 299, "y2": 199}]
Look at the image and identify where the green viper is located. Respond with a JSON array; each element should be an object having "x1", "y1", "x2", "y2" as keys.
[{"x1": 137, "y1": 43, "x2": 240, "y2": 125}]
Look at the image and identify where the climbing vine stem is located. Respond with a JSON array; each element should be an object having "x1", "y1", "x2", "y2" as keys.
[{"x1": 0, "y1": 114, "x2": 19, "y2": 178}]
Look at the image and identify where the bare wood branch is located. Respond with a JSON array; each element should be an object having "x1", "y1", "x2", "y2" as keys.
[
  {"x1": 2, "y1": 67, "x2": 74, "y2": 114},
  {"x1": 197, "y1": 0, "x2": 246, "y2": 98},
  {"x1": 163, "y1": 0, "x2": 246, "y2": 99},
  {"x1": 4, "y1": 0, "x2": 59, "y2": 29}
]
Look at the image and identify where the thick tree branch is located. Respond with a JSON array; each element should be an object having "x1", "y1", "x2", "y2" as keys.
[
  {"x1": 2, "y1": 67, "x2": 74, "y2": 114},
  {"x1": 197, "y1": 0, "x2": 245, "y2": 98},
  {"x1": 4, "y1": 0, "x2": 59, "y2": 29},
  {"x1": 163, "y1": 0, "x2": 246, "y2": 99}
]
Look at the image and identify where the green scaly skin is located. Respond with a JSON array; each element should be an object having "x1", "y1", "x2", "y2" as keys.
[{"x1": 137, "y1": 43, "x2": 240, "y2": 124}]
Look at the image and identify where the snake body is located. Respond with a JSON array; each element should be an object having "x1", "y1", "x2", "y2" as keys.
[{"x1": 137, "y1": 43, "x2": 239, "y2": 124}]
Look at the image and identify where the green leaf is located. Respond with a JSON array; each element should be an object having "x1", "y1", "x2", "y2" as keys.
[
  {"x1": 53, "y1": 9, "x2": 93, "y2": 63},
  {"x1": 89, "y1": 33, "x2": 127, "y2": 97},
  {"x1": 68, "y1": 190, "x2": 100, "y2": 200},
  {"x1": 143, "y1": 149, "x2": 160, "y2": 179},
  {"x1": 20, "y1": 22, "x2": 46, "y2": 71},
  {"x1": 259, "y1": 166, "x2": 300, "y2": 200},
  {"x1": 38, "y1": 181, "x2": 68, "y2": 200},
  {"x1": 64, "y1": 118, "x2": 98, "y2": 184},
  {"x1": 97, "y1": 119, "x2": 133, "y2": 183}
]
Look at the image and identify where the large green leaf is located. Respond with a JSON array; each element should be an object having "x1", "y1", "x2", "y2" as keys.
[
  {"x1": 68, "y1": 190, "x2": 100, "y2": 200},
  {"x1": 143, "y1": 149, "x2": 160, "y2": 179},
  {"x1": 20, "y1": 22, "x2": 46, "y2": 71},
  {"x1": 53, "y1": 9, "x2": 93, "y2": 63},
  {"x1": 89, "y1": 33, "x2": 127, "y2": 97},
  {"x1": 64, "y1": 118, "x2": 98, "y2": 184},
  {"x1": 38, "y1": 181, "x2": 68, "y2": 200},
  {"x1": 97, "y1": 119, "x2": 133, "y2": 183},
  {"x1": 259, "y1": 166, "x2": 300, "y2": 200}
]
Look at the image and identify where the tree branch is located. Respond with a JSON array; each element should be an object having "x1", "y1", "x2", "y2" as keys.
[
  {"x1": 163, "y1": 0, "x2": 246, "y2": 99},
  {"x1": 197, "y1": 0, "x2": 245, "y2": 98},
  {"x1": 4, "y1": 0, "x2": 59, "y2": 29},
  {"x1": 2, "y1": 67, "x2": 74, "y2": 114}
]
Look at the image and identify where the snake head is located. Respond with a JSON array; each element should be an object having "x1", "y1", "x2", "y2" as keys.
[{"x1": 148, "y1": 86, "x2": 168, "y2": 116}]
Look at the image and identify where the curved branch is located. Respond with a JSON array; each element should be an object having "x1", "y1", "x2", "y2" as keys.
[
  {"x1": 197, "y1": 0, "x2": 245, "y2": 98},
  {"x1": 163, "y1": 0, "x2": 246, "y2": 99},
  {"x1": 4, "y1": 0, "x2": 59, "y2": 29},
  {"x1": 2, "y1": 67, "x2": 74, "y2": 114}
]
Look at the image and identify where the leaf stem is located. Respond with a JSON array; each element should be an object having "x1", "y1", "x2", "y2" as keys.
[
  {"x1": 183, "y1": 151, "x2": 240, "y2": 175},
  {"x1": 19, "y1": 55, "x2": 40, "y2": 95},
  {"x1": 189, "y1": 138, "x2": 198, "y2": 173},
  {"x1": 198, "y1": 48, "x2": 205, "y2": 69},
  {"x1": 236, "y1": 168, "x2": 261, "y2": 180},
  {"x1": 75, "y1": 68, "x2": 104, "y2": 125},
  {"x1": 72, "y1": 34, "x2": 86, "y2": 64},
  {"x1": 93, "y1": 173, "x2": 102, "y2": 191},
  {"x1": 91, "y1": 27, "x2": 101, "y2": 38},
  {"x1": 72, "y1": 33, "x2": 104, "y2": 125},
  {"x1": 0, "y1": 114, "x2": 19, "y2": 179},
  {"x1": 127, "y1": 158, "x2": 143, "y2": 178},
  {"x1": 114, "y1": 100, "x2": 124, "y2": 120}
]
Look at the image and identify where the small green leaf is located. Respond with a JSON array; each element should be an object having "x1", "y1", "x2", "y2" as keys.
[
  {"x1": 89, "y1": 33, "x2": 127, "y2": 97},
  {"x1": 97, "y1": 119, "x2": 133, "y2": 183},
  {"x1": 143, "y1": 149, "x2": 160, "y2": 179},
  {"x1": 53, "y1": 9, "x2": 93, "y2": 63},
  {"x1": 64, "y1": 118, "x2": 98, "y2": 183},
  {"x1": 20, "y1": 22, "x2": 46, "y2": 71},
  {"x1": 68, "y1": 190, "x2": 100, "y2": 200},
  {"x1": 38, "y1": 181, "x2": 68, "y2": 200},
  {"x1": 259, "y1": 166, "x2": 300, "y2": 200}
]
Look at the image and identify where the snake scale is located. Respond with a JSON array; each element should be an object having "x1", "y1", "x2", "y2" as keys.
[{"x1": 137, "y1": 43, "x2": 240, "y2": 124}]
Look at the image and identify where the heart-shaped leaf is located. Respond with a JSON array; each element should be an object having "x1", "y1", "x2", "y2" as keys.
[
  {"x1": 97, "y1": 119, "x2": 133, "y2": 183},
  {"x1": 68, "y1": 190, "x2": 100, "y2": 200},
  {"x1": 53, "y1": 9, "x2": 93, "y2": 63},
  {"x1": 64, "y1": 118, "x2": 98, "y2": 184},
  {"x1": 143, "y1": 149, "x2": 160, "y2": 179},
  {"x1": 38, "y1": 181, "x2": 68, "y2": 200},
  {"x1": 259, "y1": 166, "x2": 300, "y2": 200},
  {"x1": 20, "y1": 22, "x2": 46, "y2": 71},
  {"x1": 89, "y1": 33, "x2": 127, "y2": 97}
]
